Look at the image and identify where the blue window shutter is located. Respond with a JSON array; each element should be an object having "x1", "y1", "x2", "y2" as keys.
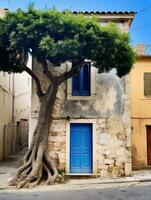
[
  {"x1": 72, "y1": 63, "x2": 90, "y2": 96},
  {"x1": 82, "y1": 63, "x2": 90, "y2": 96},
  {"x1": 72, "y1": 72, "x2": 80, "y2": 96}
]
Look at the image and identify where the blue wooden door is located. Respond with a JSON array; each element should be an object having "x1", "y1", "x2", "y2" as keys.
[{"x1": 70, "y1": 123, "x2": 92, "y2": 173}]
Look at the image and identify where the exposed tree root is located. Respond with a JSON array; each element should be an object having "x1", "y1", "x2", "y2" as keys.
[
  {"x1": 8, "y1": 83, "x2": 66, "y2": 189},
  {"x1": 8, "y1": 145, "x2": 65, "y2": 188}
]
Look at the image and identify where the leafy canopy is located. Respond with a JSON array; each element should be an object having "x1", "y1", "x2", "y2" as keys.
[{"x1": 0, "y1": 7, "x2": 135, "y2": 77}]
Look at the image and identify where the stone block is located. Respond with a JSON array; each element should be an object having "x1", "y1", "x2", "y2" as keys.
[
  {"x1": 125, "y1": 163, "x2": 132, "y2": 176},
  {"x1": 116, "y1": 156, "x2": 125, "y2": 162},
  {"x1": 125, "y1": 135, "x2": 131, "y2": 147},
  {"x1": 97, "y1": 119, "x2": 106, "y2": 128},
  {"x1": 48, "y1": 135, "x2": 65, "y2": 142},
  {"x1": 105, "y1": 150, "x2": 111, "y2": 156},
  {"x1": 100, "y1": 170, "x2": 110, "y2": 177},
  {"x1": 116, "y1": 140, "x2": 124, "y2": 146},
  {"x1": 107, "y1": 117, "x2": 125, "y2": 135},
  {"x1": 104, "y1": 159, "x2": 114, "y2": 164},
  {"x1": 125, "y1": 149, "x2": 131, "y2": 162},
  {"x1": 117, "y1": 133, "x2": 126, "y2": 141},
  {"x1": 110, "y1": 154, "x2": 116, "y2": 158},
  {"x1": 98, "y1": 164, "x2": 109, "y2": 170},
  {"x1": 116, "y1": 161, "x2": 124, "y2": 168},
  {"x1": 116, "y1": 148, "x2": 125, "y2": 156},
  {"x1": 112, "y1": 166, "x2": 125, "y2": 177},
  {"x1": 50, "y1": 120, "x2": 66, "y2": 132},
  {"x1": 99, "y1": 133, "x2": 109, "y2": 145},
  {"x1": 109, "y1": 163, "x2": 114, "y2": 168},
  {"x1": 51, "y1": 131, "x2": 58, "y2": 136}
]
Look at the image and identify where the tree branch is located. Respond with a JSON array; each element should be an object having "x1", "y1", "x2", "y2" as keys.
[
  {"x1": 57, "y1": 63, "x2": 82, "y2": 84},
  {"x1": 23, "y1": 64, "x2": 44, "y2": 99},
  {"x1": 41, "y1": 60, "x2": 56, "y2": 84}
]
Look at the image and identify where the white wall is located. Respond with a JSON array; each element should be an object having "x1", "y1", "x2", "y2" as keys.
[
  {"x1": 0, "y1": 72, "x2": 13, "y2": 160},
  {"x1": 14, "y1": 56, "x2": 32, "y2": 121},
  {"x1": 0, "y1": 8, "x2": 32, "y2": 160},
  {"x1": 0, "y1": 56, "x2": 32, "y2": 160}
]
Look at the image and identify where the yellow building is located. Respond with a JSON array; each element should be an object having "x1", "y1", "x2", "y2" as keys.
[{"x1": 131, "y1": 45, "x2": 151, "y2": 169}]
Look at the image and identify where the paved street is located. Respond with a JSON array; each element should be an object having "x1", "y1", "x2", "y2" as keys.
[{"x1": 0, "y1": 182, "x2": 151, "y2": 200}]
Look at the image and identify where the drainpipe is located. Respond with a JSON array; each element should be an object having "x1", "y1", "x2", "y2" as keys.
[{"x1": 12, "y1": 73, "x2": 15, "y2": 123}]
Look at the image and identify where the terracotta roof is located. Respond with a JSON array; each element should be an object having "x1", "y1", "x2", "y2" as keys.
[
  {"x1": 137, "y1": 55, "x2": 151, "y2": 59},
  {"x1": 72, "y1": 11, "x2": 136, "y2": 15},
  {"x1": 0, "y1": 8, "x2": 8, "y2": 11},
  {"x1": 0, "y1": 9, "x2": 135, "y2": 15}
]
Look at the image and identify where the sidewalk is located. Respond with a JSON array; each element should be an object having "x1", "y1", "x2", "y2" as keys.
[
  {"x1": 0, "y1": 159, "x2": 151, "y2": 189},
  {"x1": 0, "y1": 159, "x2": 21, "y2": 189},
  {"x1": 68, "y1": 170, "x2": 151, "y2": 186}
]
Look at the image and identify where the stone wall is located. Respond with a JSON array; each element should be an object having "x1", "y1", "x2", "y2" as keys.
[
  {"x1": 48, "y1": 119, "x2": 66, "y2": 170},
  {"x1": 97, "y1": 116, "x2": 131, "y2": 177},
  {"x1": 43, "y1": 113, "x2": 131, "y2": 177}
]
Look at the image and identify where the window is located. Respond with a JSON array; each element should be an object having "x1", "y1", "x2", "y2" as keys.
[
  {"x1": 72, "y1": 63, "x2": 90, "y2": 96},
  {"x1": 144, "y1": 73, "x2": 151, "y2": 96}
]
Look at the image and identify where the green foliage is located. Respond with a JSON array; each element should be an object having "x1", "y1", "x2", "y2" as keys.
[{"x1": 0, "y1": 7, "x2": 135, "y2": 77}]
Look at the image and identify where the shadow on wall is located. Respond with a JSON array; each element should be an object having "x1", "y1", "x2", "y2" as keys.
[{"x1": 132, "y1": 145, "x2": 147, "y2": 170}]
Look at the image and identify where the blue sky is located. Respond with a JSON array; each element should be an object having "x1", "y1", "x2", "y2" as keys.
[{"x1": 0, "y1": 0, "x2": 151, "y2": 46}]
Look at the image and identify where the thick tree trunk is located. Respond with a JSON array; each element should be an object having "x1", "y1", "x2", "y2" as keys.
[{"x1": 9, "y1": 84, "x2": 63, "y2": 188}]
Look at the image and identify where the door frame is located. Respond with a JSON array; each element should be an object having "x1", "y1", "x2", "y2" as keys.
[
  {"x1": 146, "y1": 125, "x2": 151, "y2": 166},
  {"x1": 66, "y1": 119, "x2": 97, "y2": 175}
]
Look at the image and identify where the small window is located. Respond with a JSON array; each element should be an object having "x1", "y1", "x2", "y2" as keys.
[
  {"x1": 72, "y1": 63, "x2": 90, "y2": 96},
  {"x1": 144, "y1": 73, "x2": 151, "y2": 96}
]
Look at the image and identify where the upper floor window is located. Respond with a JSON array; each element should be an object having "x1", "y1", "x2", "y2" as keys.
[
  {"x1": 144, "y1": 72, "x2": 151, "y2": 96},
  {"x1": 72, "y1": 63, "x2": 91, "y2": 96}
]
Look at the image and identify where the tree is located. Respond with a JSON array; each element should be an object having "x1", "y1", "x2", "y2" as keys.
[{"x1": 0, "y1": 7, "x2": 135, "y2": 188}]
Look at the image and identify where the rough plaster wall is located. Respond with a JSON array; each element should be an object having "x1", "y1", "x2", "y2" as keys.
[
  {"x1": 0, "y1": 55, "x2": 31, "y2": 159},
  {"x1": 14, "y1": 72, "x2": 31, "y2": 121},
  {"x1": 14, "y1": 56, "x2": 32, "y2": 121},
  {"x1": 62, "y1": 70, "x2": 124, "y2": 118},
  {"x1": 14, "y1": 55, "x2": 32, "y2": 121},
  {"x1": 0, "y1": 72, "x2": 13, "y2": 160}
]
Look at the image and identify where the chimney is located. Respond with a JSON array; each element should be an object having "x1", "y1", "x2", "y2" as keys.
[
  {"x1": 0, "y1": 8, "x2": 8, "y2": 18},
  {"x1": 135, "y1": 44, "x2": 145, "y2": 56}
]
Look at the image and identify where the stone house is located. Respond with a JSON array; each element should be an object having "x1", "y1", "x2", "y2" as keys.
[
  {"x1": 131, "y1": 44, "x2": 151, "y2": 169},
  {"x1": 30, "y1": 11, "x2": 135, "y2": 177}
]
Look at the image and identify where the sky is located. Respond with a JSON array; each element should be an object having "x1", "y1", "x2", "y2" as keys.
[{"x1": 0, "y1": 0, "x2": 151, "y2": 47}]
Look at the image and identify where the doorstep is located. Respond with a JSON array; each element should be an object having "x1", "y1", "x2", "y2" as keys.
[{"x1": 66, "y1": 173, "x2": 99, "y2": 178}]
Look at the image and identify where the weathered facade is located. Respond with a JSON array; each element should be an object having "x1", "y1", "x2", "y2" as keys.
[
  {"x1": 0, "y1": 66, "x2": 31, "y2": 160},
  {"x1": 0, "y1": 72, "x2": 13, "y2": 160},
  {"x1": 0, "y1": 8, "x2": 31, "y2": 160},
  {"x1": 30, "y1": 12, "x2": 135, "y2": 177},
  {"x1": 131, "y1": 45, "x2": 151, "y2": 169}
]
